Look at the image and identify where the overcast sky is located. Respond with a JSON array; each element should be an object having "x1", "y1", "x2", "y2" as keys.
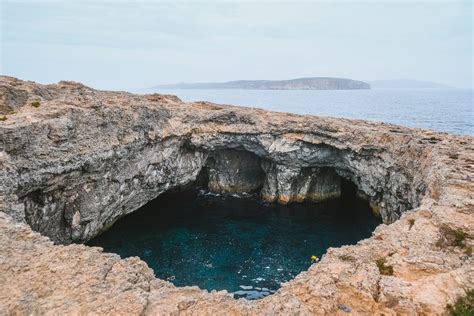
[{"x1": 1, "y1": 1, "x2": 472, "y2": 90}]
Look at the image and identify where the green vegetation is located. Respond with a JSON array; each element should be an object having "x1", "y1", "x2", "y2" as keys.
[
  {"x1": 437, "y1": 225, "x2": 469, "y2": 249},
  {"x1": 31, "y1": 100, "x2": 41, "y2": 108},
  {"x1": 376, "y1": 258, "x2": 394, "y2": 276},
  {"x1": 451, "y1": 229, "x2": 468, "y2": 248},
  {"x1": 446, "y1": 289, "x2": 474, "y2": 316},
  {"x1": 408, "y1": 218, "x2": 415, "y2": 230},
  {"x1": 0, "y1": 115, "x2": 7, "y2": 121}
]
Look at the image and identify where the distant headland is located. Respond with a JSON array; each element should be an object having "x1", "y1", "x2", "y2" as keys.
[{"x1": 153, "y1": 77, "x2": 371, "y2": 90}]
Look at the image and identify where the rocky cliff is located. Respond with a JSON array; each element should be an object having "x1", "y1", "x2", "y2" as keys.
[{"x1": 0, "y1": 76, "x2": 472, "y2": 314}]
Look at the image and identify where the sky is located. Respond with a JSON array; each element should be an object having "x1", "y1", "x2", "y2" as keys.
[{"x1": 1, "y1": 0, "x2": 472, "y2": 90}]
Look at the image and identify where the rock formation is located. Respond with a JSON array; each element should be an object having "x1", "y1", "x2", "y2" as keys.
[
  {"x1": 0, "y1": 76, "x2": 472, "y2": 314},
  {"x1": 205, "y1": 149, "x2": 265, "y2": 194}
]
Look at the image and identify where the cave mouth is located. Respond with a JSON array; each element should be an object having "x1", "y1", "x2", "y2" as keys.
[{"x1": 88, "y1": 183, "x2": 381, "y2": 300}]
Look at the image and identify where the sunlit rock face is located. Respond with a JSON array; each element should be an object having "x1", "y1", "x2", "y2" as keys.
[{"x1": 1, "y1": 77, "x2": 473, "y2": 315}]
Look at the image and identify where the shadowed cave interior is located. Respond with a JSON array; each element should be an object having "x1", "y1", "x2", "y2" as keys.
[{"x1": 88, "y1": 149, "x2": 381, "y2": 300}]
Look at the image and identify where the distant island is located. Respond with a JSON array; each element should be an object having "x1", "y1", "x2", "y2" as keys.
[
  {"x1": 368, "y1": 79, "x2": 453, "y2": 89},
  {"x1": 153, "y1": 77, "x2": 370, "y2": 90}
]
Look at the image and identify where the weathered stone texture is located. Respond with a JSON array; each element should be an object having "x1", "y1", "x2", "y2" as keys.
[
  {"x1": 0, "y1": 76, "x2": 473, "y2": 314},
  {"x1": 206, "y1": 149, "x2": 264, "y2": 194},
  {"x1": 260, "y1": 164, "x2": 341, "y2": 204}
]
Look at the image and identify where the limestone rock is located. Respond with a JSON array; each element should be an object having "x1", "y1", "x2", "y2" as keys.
[
  {"x1": 0, "y1": 77, "x2": 473, "y2": 315},
  {"x1": 260, "y1": 164, "x2": 341, "y2": 204},
  {"x1": 205, "y1": 149, "x2": 264, "y2": 194}
]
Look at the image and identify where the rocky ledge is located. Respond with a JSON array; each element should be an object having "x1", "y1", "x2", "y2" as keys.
[{"x1": 0, "y1": 76, "x2": 472, "y2": 314}]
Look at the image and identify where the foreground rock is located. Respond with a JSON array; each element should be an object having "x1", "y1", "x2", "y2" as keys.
[{"x1": 0, "y1": 76, "x2": 472, "y2": 314}]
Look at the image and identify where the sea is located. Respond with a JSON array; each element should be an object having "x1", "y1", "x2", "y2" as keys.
[{"x1": 143, "y1": 88, "x2": 473, "y2": 136}]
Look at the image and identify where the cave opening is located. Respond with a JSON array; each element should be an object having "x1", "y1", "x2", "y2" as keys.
[{"x1": 88, "y1": 155, "x2": 381, "y2": 300}]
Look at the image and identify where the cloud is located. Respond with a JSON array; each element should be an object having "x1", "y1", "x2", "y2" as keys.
[{"x1": 1, "y1": 1, "x2": 472, "y2": 89}]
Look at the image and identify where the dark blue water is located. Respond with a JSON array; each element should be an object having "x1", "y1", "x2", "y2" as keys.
[
  {"x1": 89, "y1": 190, "x2": 380, "y2": 299},
  {"x1": 142, "y1": 88, "x2": 473, "y2": 136}
]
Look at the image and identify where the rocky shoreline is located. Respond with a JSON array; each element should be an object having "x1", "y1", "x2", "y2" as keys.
[{"x1": 0, "y1": 76, "x2": 473, "y2": 314}]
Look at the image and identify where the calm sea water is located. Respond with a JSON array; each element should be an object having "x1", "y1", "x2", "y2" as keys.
[
  {"x1": 145, "y1": 88, "x2": 473, "y2": 136},
  {"x1": 89, "y1": 190, "x2": 380, "y2": 299}
]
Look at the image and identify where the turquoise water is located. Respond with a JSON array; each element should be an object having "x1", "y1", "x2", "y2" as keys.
[
  {"x1": 88, "y1": 190, "x2": 380, "y2": 299},
  {"x1": 143, "y1": 88, "x2": 473, "y2": 136}
]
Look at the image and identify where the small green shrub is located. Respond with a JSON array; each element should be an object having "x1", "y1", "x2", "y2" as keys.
[
  {"x1": 0, "y1": 115, "x2": 7, "y2": 121},
  {"x1": 437, "y1": 225, "x2": 468, "y2": 249},
  {"x1": 452, "y1": 230, "x2": 468, "y2": 248},
  {"x1": 31, "y1": 100, "x2": 41, "y2": 108},
  {"x1": 447, "y1": 289, "x2": 474, "y2": 316},
  {"x1": 408, "y1": 218, "x2": 415, "y2": 230},
  {"x1": 376, "y1": 258, "x2": 394, "y2": 276}
]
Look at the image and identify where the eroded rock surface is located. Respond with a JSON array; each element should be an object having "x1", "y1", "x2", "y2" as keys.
[
  {"x1": 261, "y1": 164, "x2": 341, "y2": 204},
  {"x1": 205, "y1": 149, "x2": 265, "y2": 194},
  {"x1": 0, "y1": 76, "x2": 473, "y2": 314}
]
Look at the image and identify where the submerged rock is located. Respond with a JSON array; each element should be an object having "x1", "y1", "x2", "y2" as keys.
[{"x1": 0, "y1": 76, "x2": 473, "y2": 315}]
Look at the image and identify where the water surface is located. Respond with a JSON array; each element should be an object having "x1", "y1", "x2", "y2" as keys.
[
  {"x1": 142, "y1": 88, "x2": 473, "y2": 135},
  {"x1": 89, "y1": 190, "x2": 380, "y2": 299}
]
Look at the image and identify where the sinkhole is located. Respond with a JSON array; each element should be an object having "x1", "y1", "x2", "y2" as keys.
[{"x1": 88, "y1": 180, "x2": 381, "y2": 300}]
